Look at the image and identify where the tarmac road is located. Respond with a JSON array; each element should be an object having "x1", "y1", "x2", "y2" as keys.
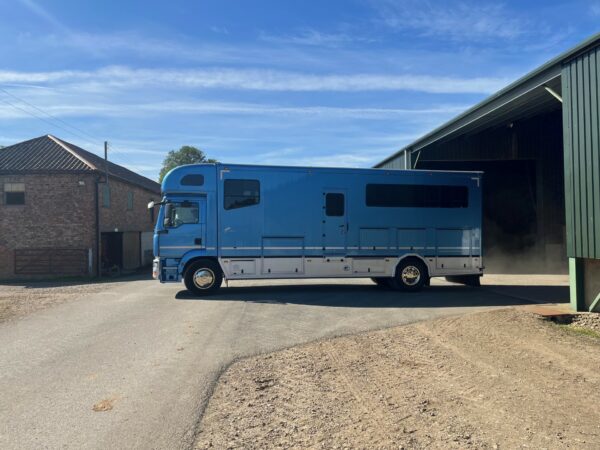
[{"x1": 0, "y1": 276, "x2": 568, "y2": 449}]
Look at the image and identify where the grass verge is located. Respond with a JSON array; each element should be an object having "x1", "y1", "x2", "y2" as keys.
[{"x1": 557, "y1": 324, "x2": 600, "y2": 339}]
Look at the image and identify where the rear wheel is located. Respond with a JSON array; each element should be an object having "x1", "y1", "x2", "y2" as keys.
[
  {"x1": 389, "y1": 258, "x2": 428, "y2": 292},
  {"x1": 184, "y1": 260, "x2": 223, "y2": 296}
]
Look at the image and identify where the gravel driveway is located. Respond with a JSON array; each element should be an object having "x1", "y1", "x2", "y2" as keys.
[{"x1": 197, "y1": 308, "x2": 599, "y2": 449}]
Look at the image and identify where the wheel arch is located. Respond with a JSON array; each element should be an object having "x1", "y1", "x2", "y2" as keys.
[
  {"x1": 395, "y1": 254, "x2": 432, "y2": 278},
  {"x1": 179, "y1": 252, "x2": 221, "y2": 278}
]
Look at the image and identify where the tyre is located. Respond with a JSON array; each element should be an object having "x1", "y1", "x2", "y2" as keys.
[
  {"x1": 371, "y1": 277, "x2": 392, "y2": 288},
  {"x1": 389, "y1": 258, "x2": 428, "y2": 292},
  {"x1": 184, "y1": 259, "x2": 223, "y2": 295},
  {"x1": 445, "y1": 275, "x2": 481, "y2": 287}
]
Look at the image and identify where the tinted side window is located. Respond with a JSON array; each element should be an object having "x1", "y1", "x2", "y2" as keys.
[
  {"x1": 224, "y1": 179, "x2": 260, "y2": 210},
  {"x1": 181, "y1": 174, "x2": 204, "y2": 186},
  {"x1": 325, "y1": 193, "x2": 344, "y2": 216},
  {"x1": 441, "y1": 186, "x2": 469, "y2": 208},
  {"x1": 366, "y1": 184, "x2": 468, "y2": 208}
]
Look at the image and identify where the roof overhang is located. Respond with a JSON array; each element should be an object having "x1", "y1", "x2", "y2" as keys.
[{"x1": 375, "y1": 32, "x2": 600, "y2": 167}]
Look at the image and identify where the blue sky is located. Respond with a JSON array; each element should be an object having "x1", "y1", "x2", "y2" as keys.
[{"x1": 0, "y1": 0, "x2": 598, "y2": 180}]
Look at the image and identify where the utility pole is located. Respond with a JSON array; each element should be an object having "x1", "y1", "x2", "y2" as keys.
[
  {"x1": 104, "y1": 141, "x2": 109, "y2": 185},
  {"x1": 97, "y1": 141, "x2": 109, "y2": 278}
]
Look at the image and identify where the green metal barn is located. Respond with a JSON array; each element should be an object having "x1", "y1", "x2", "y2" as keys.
[{"x1": 376, "y1": 33, "x2": 600, "y2": 312}]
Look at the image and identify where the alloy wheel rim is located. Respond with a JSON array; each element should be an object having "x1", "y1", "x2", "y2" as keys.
[
  {"x1": 193, "y1": 268, "x2": 215, "y2": 289},
  {"x1": 401, "y1": 266, "x2": 421, "y2": 286}
]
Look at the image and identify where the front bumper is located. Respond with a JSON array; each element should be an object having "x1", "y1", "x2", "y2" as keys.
[{"x1": 152, "y1": 257, "x2": 160, "y2": 280}]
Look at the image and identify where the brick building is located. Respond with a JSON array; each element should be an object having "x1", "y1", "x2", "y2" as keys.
[{"x1": 0, "y1": 135, "x2": 161, "y2": 279}]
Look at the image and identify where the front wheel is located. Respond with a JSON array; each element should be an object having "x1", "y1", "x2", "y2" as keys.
[
  {"x1": 388, "y1": 258, "x2": 428, "y2": 292},
  {"x1": 184, "y1": 260, "x2": 223, "y2": 296}
]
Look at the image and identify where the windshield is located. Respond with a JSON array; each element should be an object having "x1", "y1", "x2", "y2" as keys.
[{"x1": 164, "y1": 201, "x2": 199, "y2": 228}]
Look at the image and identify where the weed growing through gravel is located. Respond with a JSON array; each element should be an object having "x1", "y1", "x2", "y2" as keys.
[{"x1": 558, "y1": 324, "x2": 600, "y2": 339}]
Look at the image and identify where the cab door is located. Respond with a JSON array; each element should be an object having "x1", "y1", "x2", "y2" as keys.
[
  {"x1": 159, "y1": 197, "x2": 206, "y2": 258},
  {"x1": 322, "y1": 190, "x2": 347, "y2": 255}
]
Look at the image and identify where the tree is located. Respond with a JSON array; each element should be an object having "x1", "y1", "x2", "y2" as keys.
[{"x1": 159, "y1": 146, "x2": 217, "y2": 182}]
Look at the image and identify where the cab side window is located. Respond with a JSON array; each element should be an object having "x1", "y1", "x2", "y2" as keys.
[{"x1": 165, "y1": 201, "x2": 199, "y2": 227}]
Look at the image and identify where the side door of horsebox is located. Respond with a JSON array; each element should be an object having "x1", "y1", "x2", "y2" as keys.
[{"x1": 322, "y1": 189, "x2": 347, "y2": 255}]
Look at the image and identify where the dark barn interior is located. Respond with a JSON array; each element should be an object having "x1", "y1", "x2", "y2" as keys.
[
  {"x1": 413, "y1": 103, "x2": 566, "y2": 273},
  {"x1": 101, "y1": 232, "x2": 123, "y2": 270}
]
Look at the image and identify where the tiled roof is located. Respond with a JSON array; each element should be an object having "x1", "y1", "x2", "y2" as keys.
[
  {"x1": 0, "y1": 135, "x2": 160, "y2": 193},
  {"x1": 0, "y1": 135, "x2": 92, "y2": 172},
  {"x1": 51, "y1": 136, "x2": 160, "y2": 193}
]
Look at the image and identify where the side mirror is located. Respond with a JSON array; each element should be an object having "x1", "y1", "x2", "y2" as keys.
[{"x1": 147, "y1": 200, "x2": 155, "y2": 209}]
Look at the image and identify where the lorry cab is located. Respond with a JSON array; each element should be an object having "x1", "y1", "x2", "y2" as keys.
[{"x1": 151, "y1": 164, "x2": 218, "y2": 285}]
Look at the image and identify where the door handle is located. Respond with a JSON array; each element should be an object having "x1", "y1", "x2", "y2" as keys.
[{"x1": 194, "y1": 238, "x2": 202, "y2": 245}]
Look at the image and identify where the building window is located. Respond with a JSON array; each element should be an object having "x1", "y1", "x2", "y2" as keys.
[
  {"x1": 224, "y1": 179, "x2": 260, "y2": 210},
  {"x1": 102, "y1": 185, "x2": 111, "y2": 208},
  {"x1": 325, "y1": 193, "x2": 344, "y2": 216},
  {"x1": 4, "y1": 183, "x2": 25, "y2": 205},
  {"x1": 366, "y1": 184, "x2": 468, "y2": 208},
  {"x1": 127, "y1": 191, "x2": 134, "y2": 210}
]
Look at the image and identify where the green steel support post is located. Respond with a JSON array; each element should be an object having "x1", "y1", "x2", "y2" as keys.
[{"x1": 569, "y1": 257, "x2": 585, "y2": 311}]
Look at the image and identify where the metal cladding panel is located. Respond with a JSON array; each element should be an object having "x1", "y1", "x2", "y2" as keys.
[
  {"x1": 380, "y1": 152, "x2": 406, "y2": 169},
  {"x1": 562, "y1": 44, "x2": 600, "y2": 259}
]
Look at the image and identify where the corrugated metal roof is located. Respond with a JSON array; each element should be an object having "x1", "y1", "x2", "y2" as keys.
[
  {"x1": 0, "y1": 135, "x2": 160, "y2": 193},
  {"x1": 376, "y1": 32, "x2": 600, "y2": 168}
]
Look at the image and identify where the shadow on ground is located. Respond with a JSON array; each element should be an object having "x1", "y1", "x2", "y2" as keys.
[
  {"x1": 175, "y1": 282, "x2": 569, "y2": 309},
  {"x1": 0, "y1": 271, "x2": 152, "y2": 289}
]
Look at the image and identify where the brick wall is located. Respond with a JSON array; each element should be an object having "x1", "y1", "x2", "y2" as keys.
[
  {"x1": 0, "y1": 173, "x2": 159, "y2": 279},
  {"x1": 98, "y1": 178, "x2": 159, "y2": 233},
  {"x1": 0, "y1": 173, "x2": 97, "y2": 279}
]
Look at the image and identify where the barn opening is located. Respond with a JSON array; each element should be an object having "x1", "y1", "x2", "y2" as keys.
[
  {"x1": 415, "y1": 107, "x2": 565, "y2": 274},
  {"x1": 378, "y1": 74, "x2": 566, "y2": 274},
  {"x1": 376, "y1": 33, "x2": 600, "y2": 310}
]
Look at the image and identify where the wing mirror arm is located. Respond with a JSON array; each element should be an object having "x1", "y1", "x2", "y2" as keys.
[{"x1": 148, "y1": 200, "x2": 168, "y2": 209}]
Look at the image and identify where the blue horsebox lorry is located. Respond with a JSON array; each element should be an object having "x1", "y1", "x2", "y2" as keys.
[{"x1": 150, "y1": 163, "x2": 483, "y2": 295}]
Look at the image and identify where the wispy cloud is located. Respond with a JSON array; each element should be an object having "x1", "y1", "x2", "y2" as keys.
[
  {"x1": 0, "y1": 98, "x2": 469, "y2": 120},
  {"x1": 591, "y1": 3, "x2": 600, "y2": 15},
  {"x1": 259, "y1": 28, "x2": 375, "y2": 47},
  {"x1": 373, "y1": 0, "x2": 527, "y2": 41},
  {"x1": 0, "y1": 66, "x2": 510, "y2": 94},
  {"x1": 251, "y1": 149, "x2": 388, "y2": 168}
]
